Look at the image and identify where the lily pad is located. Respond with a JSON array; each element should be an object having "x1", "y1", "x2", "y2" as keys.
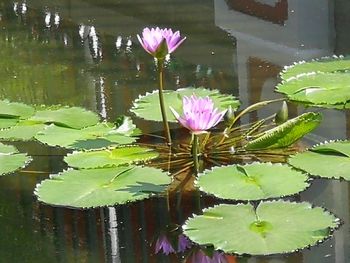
[
  {"x1": 130, "y1": 87, "x2": 240, "y2": 122},
  {"x1": 0, "y1": 123, "x2": 46, "y2": 141},
  {"x1": 35, "y1": 122, "x2": 137, "y2": 150},
  {"x1": 245, "y1": 112, "x2": 321, "y2": 150},
  {"x1": 29, "y1": 107, "x2": 100, "y2": 129},
  {"x1": 288, "y1": 140, "x2": 350, "y2": 180},
  {"x1": 196, "y1": 163, "x2": 309, "y2": 201},
  {"x1": 0, "y1": 143, "x2": 31, "y2": 175},
  {"x1": 0, "y1": 118, "x2": 19, "y2": 129},
  {"x1": 280, "y1": 56, "x2": 350, "y2": 81},
  {"x1": 65, "y1": 146, "x2": 158, "y2": 169},
  {"x1": 276, "y1": 73, "x2": 350, "y2": 107},
  {"x1": 183, "y1": 201, "x2": 339, "y2": 255},
  {"x1": 34, "y1": 166, "x2": 171, "y2": 208},
  {"x1": 0, "y1": 100, "x2": 35, "y2": 119}
]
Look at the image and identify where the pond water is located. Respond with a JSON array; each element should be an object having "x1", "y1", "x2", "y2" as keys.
[{"x1": 0, "y1": 0, "x2": 349, "y2": 262}]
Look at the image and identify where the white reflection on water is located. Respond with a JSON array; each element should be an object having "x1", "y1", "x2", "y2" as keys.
[
  {"x1": 54, "y1": 12, "x2": 60, "y2": 27},
  {"x1": 89, "y1": 26, "x2": 102, "y2": 59},
  {"x1": 44, "y1": 11, "x2": 51, "y2": 28},
  {"x1": 115, "y1": 35, "x2": 122, "y2": 50},
  {"x1": 21, "y1": 2, "x2": 27, "y2": 15}
]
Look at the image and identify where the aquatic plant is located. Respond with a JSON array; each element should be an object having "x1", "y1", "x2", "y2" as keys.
[
  {"x1": 137, "y1": 27, "x2": 186, "y2": 144},
  {"x1": 170, "y1": 95, "x2": 227, "y2": 172},
  {"x1": 1, "y1": 28, "x2": 349, "y2": 257},
  {"x1": 137, "y1": 27, "x2": 186, "y2": 58}
]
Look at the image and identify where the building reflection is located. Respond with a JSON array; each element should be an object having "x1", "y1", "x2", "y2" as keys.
[{"x1": 215, "y1": 1, "x2": 350, "y2": 263}]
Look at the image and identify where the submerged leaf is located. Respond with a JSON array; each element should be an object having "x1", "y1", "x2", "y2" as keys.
[
  {"x1": 0, "y1": 143, "x2": 31, "y2": 175},
  {"x1": 131, "y1": 87, "x2": 240, "y2": 122},
  {"x1": 196, "y1": 163, "x2": 309, "y2": 201},
  {"x1": 29, "y1": 107, "x2": 100, "y2": 129},
  {"x1": 35, "y1": 166, "x2": 171, "y2": 208},
  {"x1": 183, "y1": 201, "x2": 339, "y2": 255},
  {"x1": 65, "y1": 146, "x2": 158, "y2": 169},
  {"x1": 245, "y1": 112, "x2": 321, "y2": 150},
  {"x1": 288, "y1": 140, "x2": 350, "y2": 180}
]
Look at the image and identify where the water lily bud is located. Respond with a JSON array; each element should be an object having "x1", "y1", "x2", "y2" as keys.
[
  {"x1": 224, "y1": 105, "x2": 235, "y2": 125},
  {"x1": 275, "y1": 101, "x2": 288, "y2": 124}
]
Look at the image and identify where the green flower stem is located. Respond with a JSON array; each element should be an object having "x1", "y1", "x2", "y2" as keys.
[
  {"x1": 158, "y1": 59, "x2": 172, "y2": 145},
  {"x1": 192, "y1": 133, "x2": 199, "y2": 174}
]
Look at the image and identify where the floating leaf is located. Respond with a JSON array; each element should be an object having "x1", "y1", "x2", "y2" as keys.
[
  {"x1": 280, "y1": 56, "x2": 350, "y2": 81},
  {"x1": 0, "y1": 100, "x2": 35, "y2": 119},
  {"x1": 276, "y1": 73, "x2": 350, "y2": 107},
  {"x1": 29, "y1": 107, "x2": 100, "y2": 129},
  {"x1": 0, "y1": 143, "x2": 31, "y2": 175},
  {"x1": 35, "y1": 166, "x2": 171, "y2": 208},
  {"x1": 0, "y1": 123, "x2": 46, "y2": 141},
  {"x1": 0, "y1": 118, "x2": 18, "y2": 129},
  {"x1": 245, "y1": 112, "x2": 321, "y2": 150},
  {"x1": 114, "y1": 116, "x2": 141, "y2": 136},
  {"x1": 35, "y1": 123, "x2": 137, "y2": 150},
  {"x1": 183, "y1": 201, "x2": 339, "y2": 255},
  {"x1": 131, "y1": 87, "x2": 240, "y2": 122},
  {"x1": 65, "y1": 146, "x2": 158, "y2": 169},
  {"x1": 196, "y1": 163, "x2": 309, "y2": 201},
  {"x1": 288, "y1": 140, "x2": 350, "y2": 180}
]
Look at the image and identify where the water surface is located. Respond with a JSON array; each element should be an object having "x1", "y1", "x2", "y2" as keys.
[{"x1": 0, "y1": 1, "x2": 349, "y2": 262}]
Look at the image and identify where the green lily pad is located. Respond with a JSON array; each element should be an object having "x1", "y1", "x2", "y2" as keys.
[
  {"x1": 0, "y1": 118, "x2": 19, "y2": 129},
  {"x1": 0, "y1": 143, "x2": 31, "y2": 175},
  {"x1": 196, "y1": 163, "x2": 309, "y2": 201},
  {"x1": 0, "y1": 100, "x2": 35, "y2": 119},
  {"x1": 276, "y1": 73, "x2": 350, "y2": 107},
  {"x1": 280, "y1": 56, "x2": 350, "y2": 81},
  {"x1": 34, "y1": 166, "x2": 171, "y2": 208},
  {"x1": 0, "y1": 123, "x2": 46, "y2": 141},
  {"x1": 35, "y1": 122, "x2": 137, "y2": 150},
  {"x1": 288, "y1": 140, "x2": 350, "y2": 180},
  {"x1": 130, "y1": 87, "x2": 240, "y2": 122},
  {"x1": 183, "y1": 201, "x2": 339, "y2": 255},
  {"x1": 65, "y1": 146, "x2": 159, "y2": 169},
  {"x1": 245, "y1": 112, "x2": 321, "y2": 150},
  {"x1": 277, "y1": 57, "x2": 350, "y2": 108},
  {"x1": 29, "y1": 107, "x2": 100, "y2": 129}
]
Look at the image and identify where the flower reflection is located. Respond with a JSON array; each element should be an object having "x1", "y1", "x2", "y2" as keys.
[
  {"x1": 186, "y1": 249, "x2": 228, "y2": 263},
  {"x1": 155, "y1": 234, "x2": 176, "y2": 255},
  {"x1": 155, "y1": 233, "x2": 192, "y2": 255},
  {"x1": 178, "y1": 234, "x2": 192, "y2": 252}
]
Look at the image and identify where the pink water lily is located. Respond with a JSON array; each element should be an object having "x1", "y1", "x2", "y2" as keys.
[
  {"x1": 170, "y1": 95, "x2": 227, "y2": 134},
  {"x1": 137, "y1": 27, "x2": 186, "y2": 58}
]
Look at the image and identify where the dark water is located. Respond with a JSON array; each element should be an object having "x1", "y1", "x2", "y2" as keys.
[{"x1": 0, "y1": 0, "x2": 349, "y2": 262}]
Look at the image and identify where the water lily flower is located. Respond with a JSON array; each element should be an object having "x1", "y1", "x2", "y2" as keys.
[
  {"x1": 170, "y1": 95, "x2": 227, "y2": 134},
  {"x1": 137, "y1": 27, "x2": 186, "y2": 59},
  {"x1": 155, "y1": 234, "x2": 176, "y2": 255}
]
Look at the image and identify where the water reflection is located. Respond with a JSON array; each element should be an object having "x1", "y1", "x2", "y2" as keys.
[{"x1": 0, "y1": 0, "x2": 349, "y2": 262}]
